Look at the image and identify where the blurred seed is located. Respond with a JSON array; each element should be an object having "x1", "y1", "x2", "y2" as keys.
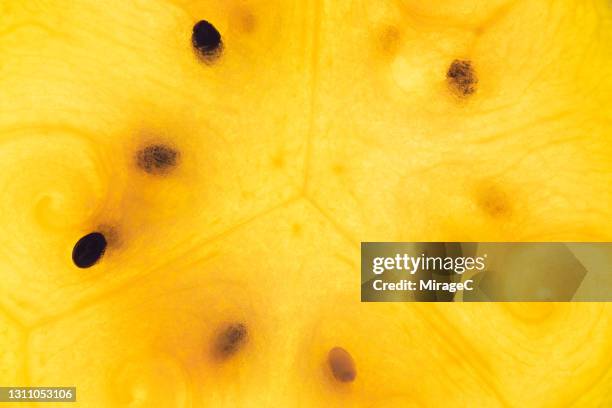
[
  {"x1": 213, "y1": 323, "x2": 248, "y2": 360},
  {"x1": 447, "y1": 59, "x2": 477, "y2": 96},
  {"x1": 136, "y1": 144, "x2": 179, "y2": 175},
  {"x1": 328, "y1": 347, "x2": 356, "y2": 382}
]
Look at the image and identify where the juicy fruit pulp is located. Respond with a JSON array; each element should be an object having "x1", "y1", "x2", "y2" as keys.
[{"x1": 0, "y1": 0, "x2": 611, "y2": 407}]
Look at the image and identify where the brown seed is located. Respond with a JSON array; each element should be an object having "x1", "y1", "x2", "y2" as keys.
[
  {"x1": 213, "y1": 323, "x2": 248, "y2": 360},
  {"x1": 136, "y1": 144, "x2": 179, "y2": 175},
  {"x1": 447, "y1": 59, "x2": 478, "y2": 96},
  {"x1": 327, "y1": 347, "x2": 356, "y2": 382}
]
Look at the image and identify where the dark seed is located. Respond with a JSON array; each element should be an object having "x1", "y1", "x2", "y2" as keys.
[
  {"x1": 192, "y1": 20, "x2": 223, "y2": 60},
  {"x1": 136, "y1": 144, "x2": 179, "y2": 175},
  {"x1": 328, "y1": 347, "x2": 356, "y2": 383},
  {"x1": 447, "y1": 59, "x2": 477, "y2": 96},
  {"x1": 72, "y1": 232, "x2": 107, "y2": 268},
  {"x1": 213, "y1": 323, "x2": 248, "y2": 360}
]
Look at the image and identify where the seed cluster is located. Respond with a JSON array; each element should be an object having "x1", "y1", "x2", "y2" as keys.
[{"x1": 65, "y1": 18, "x2": 482, "y2": 384}]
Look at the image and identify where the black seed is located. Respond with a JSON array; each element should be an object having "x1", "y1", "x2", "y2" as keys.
[
  {"x1": 328, "y1": 347, "x2": 356, "y2": 383},
  {"x1": 72, "y1": 232, "x2": 107, "y2": 268},
  {"x1": 192, "y1": 20, "x2": 223, "y2": 60},
  {"x1": 213, "y1": 323, "x2": 248, "y2": 360},
  {"x1": 447, "y1": 59, "x2": 477, "y2": 96},
  {"x1": 136, "y1": 145, "x2": 179, "y2": 175}
]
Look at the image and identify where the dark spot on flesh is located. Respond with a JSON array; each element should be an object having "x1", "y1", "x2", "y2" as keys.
[
  {"x1": 447, "y1": 59, "x2": 477, "y2": 96},
  {"x1": 476, "y1": 186, "x2": 512, "y2": 219},
  {"x1": 213, "y1": 323, "x2": 248, "y2": 360},
  {"x1": 234, "y1": 9, "x2": 256, "y2": 34},
  {"x1": 192, "y1": 20, "x2": 223, "y2": 61},
  {"x1": 379, "y1": 26, "x2": 402, "y2": 57},
  {"x1": 136, "y1": 145, "x2": 179, "y2": 175},
  {"x1": 72, "y1": 232, "x2": 107, "y2": 268},
  {"x1": 328, "y1": 347, "x2": 356, "y2": 383}
]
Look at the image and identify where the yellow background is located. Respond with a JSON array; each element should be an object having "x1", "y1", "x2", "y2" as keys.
[{"x1": 0, "y1": 0, "x2": 611, "y2": 406}]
